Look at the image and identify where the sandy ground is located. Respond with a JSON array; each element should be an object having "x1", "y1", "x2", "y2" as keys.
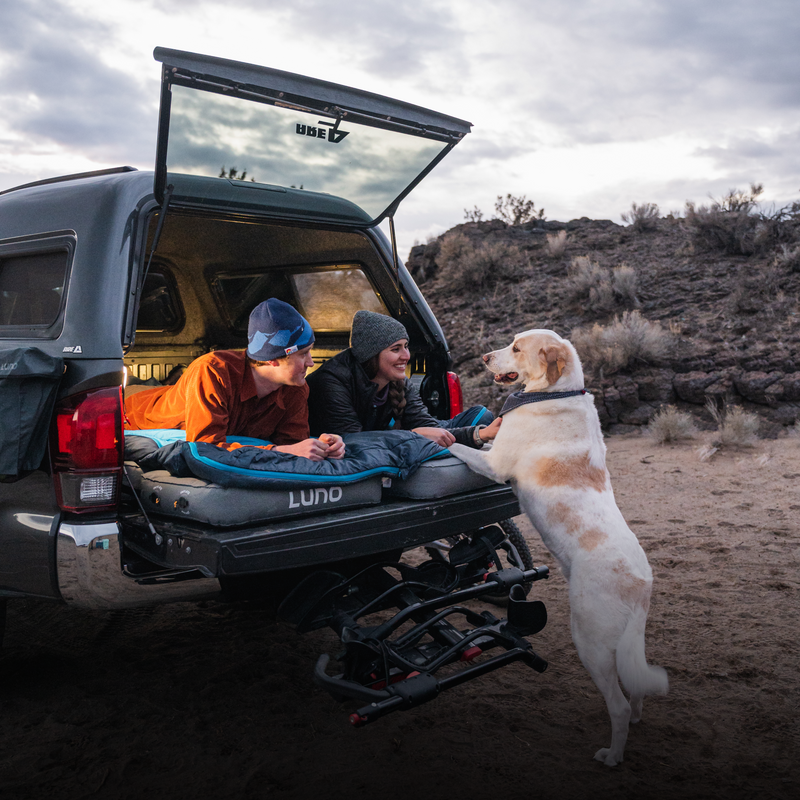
[{"x1": 1, "y1": 432, "x2": 799, "y2": 800}]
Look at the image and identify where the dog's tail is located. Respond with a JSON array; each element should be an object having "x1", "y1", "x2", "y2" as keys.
[{"x1": 616, "y1": 606, "x2": 668, "y2": 698}]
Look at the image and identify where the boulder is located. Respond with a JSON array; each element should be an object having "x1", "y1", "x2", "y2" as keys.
[
  {"x1": 781, "y1": 373, "x2": 800, "y2": 401},
  {"x1": 619, "y1": 404, "x2": 658, "y2": 425},
  {"x1": 673, "y1": 372, "x2": 722, "y2": 404},
  {"x1": 635, "y1": 369, "x2": 676, "y2": 402},
  {"x1": 734, "y1": 372, "x2": 784, "y2": 406}
]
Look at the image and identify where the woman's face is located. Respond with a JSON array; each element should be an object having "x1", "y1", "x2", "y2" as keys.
[{"x1": 374, "y1": 339, "x2": 410, "y2": 385}]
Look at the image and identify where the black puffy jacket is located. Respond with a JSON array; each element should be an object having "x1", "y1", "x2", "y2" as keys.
[{"x1": 307, "y1": 349, "x2": 482, "y2": 447}]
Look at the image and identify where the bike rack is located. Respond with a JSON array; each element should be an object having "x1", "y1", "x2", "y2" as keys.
[{"x1": 278, "y1": 526, "x2": 550, "y2": 726}]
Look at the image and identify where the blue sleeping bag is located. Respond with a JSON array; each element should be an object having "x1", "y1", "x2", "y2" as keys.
[{"x1": 126, "y1": 430, "x2": 450, "y2": 489}]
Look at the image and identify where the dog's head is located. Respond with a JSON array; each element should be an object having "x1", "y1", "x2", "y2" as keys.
[{"x1": 482, "y1": 329, "x2": 584, "y2": 392}]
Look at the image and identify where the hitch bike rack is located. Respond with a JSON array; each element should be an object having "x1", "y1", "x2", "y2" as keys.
[{"x1": 278, "y1": 525, "x2": 550, "y2": 725}]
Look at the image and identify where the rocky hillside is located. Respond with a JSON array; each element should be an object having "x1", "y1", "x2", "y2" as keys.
[{"x1": 406, "y1": 208, "x2": 800, "y2": 437}]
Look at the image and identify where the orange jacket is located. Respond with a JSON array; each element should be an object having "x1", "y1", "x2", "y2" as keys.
[{"x1": 124, "y1": 350, "x2": 309, "y2": 450}]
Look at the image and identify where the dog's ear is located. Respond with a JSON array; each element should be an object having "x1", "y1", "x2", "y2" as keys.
[{"x1": 539, "y1": 345, "x2": 568, "y2": 385}]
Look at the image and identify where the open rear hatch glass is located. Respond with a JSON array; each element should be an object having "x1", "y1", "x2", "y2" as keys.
[{"x1": 153, "y1": 47, "x2": 471, "y2": 224}]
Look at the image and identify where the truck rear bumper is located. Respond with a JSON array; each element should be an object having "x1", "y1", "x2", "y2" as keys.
[
  {"x1": 56, "y1": 521, "x2": 221, "y2": 609},
  {"x1": 120, "y1": 484, "x2": 522, "y2": 577}
]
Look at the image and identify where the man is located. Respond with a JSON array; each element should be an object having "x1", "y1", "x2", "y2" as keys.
[{"x1": 125, "y1": 298, "x2": 344, "y2": 461}]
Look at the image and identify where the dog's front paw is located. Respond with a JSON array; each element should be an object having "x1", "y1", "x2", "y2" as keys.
[{"x1": 594, "y1": 748, "x2": 622, "y2": 767}]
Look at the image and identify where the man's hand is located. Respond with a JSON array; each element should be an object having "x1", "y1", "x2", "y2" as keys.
[
  {"x1": 274, "y1": 434, "x2": 345, "y2": 461},
  {"x1": 412, "y1": 427, "x2": 456, "y2": 447}
]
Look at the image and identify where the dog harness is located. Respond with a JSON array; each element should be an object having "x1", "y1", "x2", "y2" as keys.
[{"x1": 499, "y1": 389, "x2": 587, "y2": 416}]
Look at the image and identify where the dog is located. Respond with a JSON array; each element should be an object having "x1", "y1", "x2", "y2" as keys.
[{"x1": 449, "y1": 329, "x2": 667, "y2": 766}]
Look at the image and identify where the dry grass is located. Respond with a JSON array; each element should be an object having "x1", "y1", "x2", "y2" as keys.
[
  {"x1": 646, "y1": 406, "x2": 698, "y2": 444},
  {"x1": 571, "y1": 310, "x2": 673, "y2": 375},
  {"x1": 706, "y1": 399, "x2": 761, "y2": 448},
  {"x1": 545, "y1": 230, "x2": 568, "y2": 258}
]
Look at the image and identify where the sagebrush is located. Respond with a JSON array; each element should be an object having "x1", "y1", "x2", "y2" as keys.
[
  {"x1": 646, "y1": 406, "x2": 698, "y2": 444},
  {"x1": 437, "y1": 232, "x2": 522, "y2": 289},
  {"x1": 564, "y1": 257, "x2": 639, "y2": 312},
  {"x1": 684, "y1": 183, "x2": 800, "y2": 256},
  {"x1": 705, "y1": 399, "x2": 761, "y2": 447},
  {"x1": 571, "y1": 311, "x2": 673, "y2": 374},
  {"x1": 621, "y1": 202, "x2": 660, "y2": 233}
]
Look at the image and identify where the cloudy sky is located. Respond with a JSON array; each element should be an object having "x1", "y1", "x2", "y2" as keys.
[{"x1": 1, "y1": 0, "x2": 799, "y2": 257}]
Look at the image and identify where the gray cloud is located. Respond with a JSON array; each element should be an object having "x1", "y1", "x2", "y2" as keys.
[
  {"x1": 501, "y1": 0, "x2": 800, "y2": 145},
  {"x1": 0, "y1": 0, "x2": 156, "y2": 164}
]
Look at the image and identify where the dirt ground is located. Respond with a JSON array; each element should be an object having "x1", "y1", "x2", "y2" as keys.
[{"x1": 1, "y1": 432, "x2": 799, "y2": 800}]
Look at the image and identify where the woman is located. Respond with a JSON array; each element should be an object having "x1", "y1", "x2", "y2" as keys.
[{"x1": 307, "y1": 310, "x2": 500, "y2": 448}]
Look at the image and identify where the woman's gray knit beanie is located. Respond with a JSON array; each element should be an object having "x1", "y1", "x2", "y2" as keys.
[{"x1": 350, "y1": 310, "x2": 409, "y2": 363}]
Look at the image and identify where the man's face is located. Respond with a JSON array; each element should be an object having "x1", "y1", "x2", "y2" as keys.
[{"x1": 257, "y1": 345, "x2": 315, "y2": 388}]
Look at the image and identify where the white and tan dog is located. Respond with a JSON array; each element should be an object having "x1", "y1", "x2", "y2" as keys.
[{"x1": 450, "y1": 329, "x2": 667, "y2": 766}]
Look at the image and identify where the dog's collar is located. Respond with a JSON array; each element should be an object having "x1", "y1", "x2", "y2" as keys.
[{"x1": 499, "y1": 389, "x2": 587, "y2": 416}]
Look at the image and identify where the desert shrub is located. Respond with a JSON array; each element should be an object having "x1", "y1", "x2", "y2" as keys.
[
  {"x1": 460, "y1": 241, "x2": 522, "y2": 286},
  {"x1": 612, "y1": 264, "x2": 639, "y2": 307},
  {"x1": 682, "y1": 183, "x2": 798, "y2": 256},
  {"x1": 565, "y1": 257, "x2": 639, "y2": 312},
  {"x1": 646, "y1": 406, "x2": 698, "y2": 444},
  {"x1": 705, "y1": 399, "x2": 761, "y2": 447},
  {"x1": 493, "y1": 193, "x2": 545, "y2": 226},
  {"x1": 437, "y1": 234, "x2": 521, "y2": 290},
  {"x1": 772, "y1": 242, "x2": 800, "y2": 273},
  {"x1": 565, "y1": 256, "x2": 614, "y2": 312},
  {"x1": 729, "y1": 264, "x2": 785, "y2": 315},
  {"x1": 545, "y1": 229, "x2": 568, "y2": 257},
  {"x1": 463, "y1": 205, "x2": 484, "y2": 223},
  {"x1": 437, "y1": 231, "x2": 472, "y2": 270},
  {"x1": 571, "y1": 311, "x2": 673, "y2": 374},
  {"x1": 621, "y1": 202, "x2": 660, "y2": 232}
]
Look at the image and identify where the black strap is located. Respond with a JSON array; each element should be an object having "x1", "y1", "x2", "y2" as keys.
[{"x1": 500, "y1": 389, "x2": 587, "y2": 416}]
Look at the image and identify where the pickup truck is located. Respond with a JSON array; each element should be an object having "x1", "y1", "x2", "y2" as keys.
[{"x1": 0, "y1": 48, "x2": 548, "y2": 719}]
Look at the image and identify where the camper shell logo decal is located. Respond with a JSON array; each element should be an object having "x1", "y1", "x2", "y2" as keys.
[{"x1": 295, "y1": 121, "x2": 349, "y2": 144}]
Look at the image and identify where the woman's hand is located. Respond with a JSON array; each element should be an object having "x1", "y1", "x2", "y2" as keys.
[
  {"x1": 412, "y1": 427, "x2": 456, "y2": 447},
  {"x1": 478, "y1": 417, "x2": 502, "y2": 442},
  {"x1": 274, "y1": 434, "x2": 345, "y2": 461},
  {"x1": 318, "y1": 433, "x2": 346, "y2": 459}
]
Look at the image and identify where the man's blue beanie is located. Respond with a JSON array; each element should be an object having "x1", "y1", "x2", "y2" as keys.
[{"x1": 247, "y1": 299, "x2": 314, "y2": 361}]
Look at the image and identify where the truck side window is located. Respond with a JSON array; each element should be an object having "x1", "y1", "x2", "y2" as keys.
[
  {"x1": 0, "y1": 251, "x2": 67, "y2": 327},
  {"x1": 135, "y1": 269, "x2": 184, "y2": 333}
]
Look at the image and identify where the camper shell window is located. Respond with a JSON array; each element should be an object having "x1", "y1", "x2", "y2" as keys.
[{"x1": 0, "y1": 232, "x2": 74, "y2": 338}]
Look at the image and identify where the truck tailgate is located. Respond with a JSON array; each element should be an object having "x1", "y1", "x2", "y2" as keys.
[{"x1": 120, "y1": 484, "x2": 520, "y2": 576}]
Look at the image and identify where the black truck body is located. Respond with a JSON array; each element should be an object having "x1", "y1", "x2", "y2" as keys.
[{"x1": 0, "y1": 49, "x2": 522, "y2": 613}]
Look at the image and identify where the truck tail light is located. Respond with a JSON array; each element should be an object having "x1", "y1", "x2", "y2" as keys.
[
  {"x1": 447, "y1": 371, "x2": 463, "y2": 418},
  {"x1": 50, "y1": 386, "x2": 123, "y2": 513}
]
